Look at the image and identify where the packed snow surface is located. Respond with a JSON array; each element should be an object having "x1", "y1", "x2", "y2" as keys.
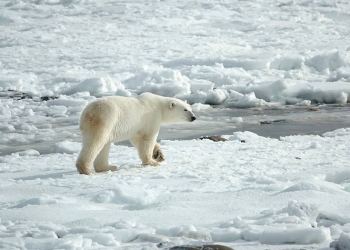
[
  {"x1": 1, "y1": 0, "x2": 350, "y2": 249},
  {"x1": 1, "y1": 130, "x2": 350, "y2": 249}
]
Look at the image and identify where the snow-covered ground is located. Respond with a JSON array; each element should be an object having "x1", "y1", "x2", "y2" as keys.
[
  {"x1": 1, "y1": 130, "x2": 350, "y2": 249},
  {"x1": 1, "y1": 0, "x2": 350, "y2": 249}
]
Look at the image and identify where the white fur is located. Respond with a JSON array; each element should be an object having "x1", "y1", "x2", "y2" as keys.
[{"x1": 76, "y1": 92, "x2": 195, "y2": 175}]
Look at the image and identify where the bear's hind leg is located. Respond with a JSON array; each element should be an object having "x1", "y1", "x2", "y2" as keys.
[
  {"x1": 76, "y1": 144, "x2": 94, "y2": 175},
  {"x1": 153, "y1": 143, "x2": 165, "y2": 162},
  {"x1": 76, "y1": 133, "x2": 109, "y2": 175},
  {"x1": 93, "y1": 142, "x2": 117, "y2": 173}
]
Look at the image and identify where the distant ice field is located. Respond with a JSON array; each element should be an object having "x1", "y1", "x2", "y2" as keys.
[{"x1": 1, "y1": 0, "x2": 350, "y2": 107}]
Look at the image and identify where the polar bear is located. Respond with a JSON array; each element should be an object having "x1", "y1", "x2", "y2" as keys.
[{"x1": 76, "y1": 92, "x2": 196, "y2": 175}]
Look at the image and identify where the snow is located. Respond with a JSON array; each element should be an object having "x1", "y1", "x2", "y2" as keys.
[
  {"x1": 1, "y1": 0, "x2": 350, "y2": 249},
  {"x1": 2, "y1": 131, "x2": 350, "y2": 249}
]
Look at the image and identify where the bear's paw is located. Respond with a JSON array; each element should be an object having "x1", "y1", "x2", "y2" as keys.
[{"x1": 153, "y1": 149, "x2": 165, "y2": 162}]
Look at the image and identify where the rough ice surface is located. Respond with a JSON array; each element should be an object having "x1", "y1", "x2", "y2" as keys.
[
  {"x1": 2, "y1": 131, "x2": 350, "y2": 249},
  {"x1": 1, "y1": 0, "x2": 350, "y2": 249},
  {"x1": 1, "y1": 1, "x2": 350, "y2": 106}
]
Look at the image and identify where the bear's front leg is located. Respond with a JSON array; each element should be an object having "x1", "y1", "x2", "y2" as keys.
[
  {"x1": 93, "y1": 143, "x2": 117, "y2": 173},
  {"x1": 153, "y1": 143, "x2": 165, "y2": 162},
  {"x1": 135, "y1": 134, "x2": 160, "y2": 166}
]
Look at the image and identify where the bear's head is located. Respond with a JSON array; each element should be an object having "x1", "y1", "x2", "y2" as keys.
[{"x1": 163, "y1": 98, "x2": 196, "y2": 124}]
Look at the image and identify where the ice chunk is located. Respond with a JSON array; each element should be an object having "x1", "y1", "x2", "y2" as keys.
[
  {"x1": 51, "y1": 141, "x2": 81, "y2": 154},
  {"x1": 225, "y1": 92, "x2": 266, "y2": 108},
  {"x1": 211, "y1": 228, "x2": 241, "y2": 242},
  {"x1": 305, "y1": 51, "x2": 348, "y2": 72},
  {"x1": 246, "y1": 80, "x2": 288, "y2": 102},
  {"x1": 206, "y1": 89, "x2": 229, "y2": 105},
  {"x1": 330, "y1": 233, "x2": 350, "y2": 250},
  {"x1": 190, "y1": 79, "x2": 214, "y2": 92},
  {"x1": 176, "y1": 91, "x2": 207, "y2": 104},
  {"x1": 260, "y1": 227, "x2": 330, "y2": 244},
  {"x1": 125, "y1": 68, "x2": 190, "y2": 97},
  {"x1": 325, "y1": 170, "x2": 350, "y2": 184},
  {"x1": 191, "y1": 103, "x2": 212, "y2": 112},
  {"x1": 62, "y1": 77, "x2": 120, "y2": 95},
  {"x1": 269, "y1": 55, "x2": 304, "y2": 71},
  {"x1": 46, "y1": 98, "x2": 88, "y2": 107}
]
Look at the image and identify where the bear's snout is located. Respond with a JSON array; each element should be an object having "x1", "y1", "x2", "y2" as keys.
[{"x1": 190, "y1": 116, "x2": 196, "y2": 122}]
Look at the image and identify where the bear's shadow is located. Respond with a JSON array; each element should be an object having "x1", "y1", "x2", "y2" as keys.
[{"x1": 14, "y1": 171, "x2": 75, "y2": 181}]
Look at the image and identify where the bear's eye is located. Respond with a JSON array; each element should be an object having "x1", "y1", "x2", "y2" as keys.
[{"x1": 184, "y1": 109, "x2": 188, "y2": 111}]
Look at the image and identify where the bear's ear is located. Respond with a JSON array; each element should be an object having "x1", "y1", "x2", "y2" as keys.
[
  {"x1": 184, "y1": 100, "x2": 188, "y2": 103},
  {"x1": 170, "y1": 101, "x2": 176, "y2": 109}
]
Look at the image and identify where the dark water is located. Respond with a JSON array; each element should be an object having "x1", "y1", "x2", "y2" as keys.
[
  {"x1": 1, "y1": 104, "x2": 350, "y2": 156},
  {"x1": 158, "y1": 104, "x2": 350, "y2": 140}
]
